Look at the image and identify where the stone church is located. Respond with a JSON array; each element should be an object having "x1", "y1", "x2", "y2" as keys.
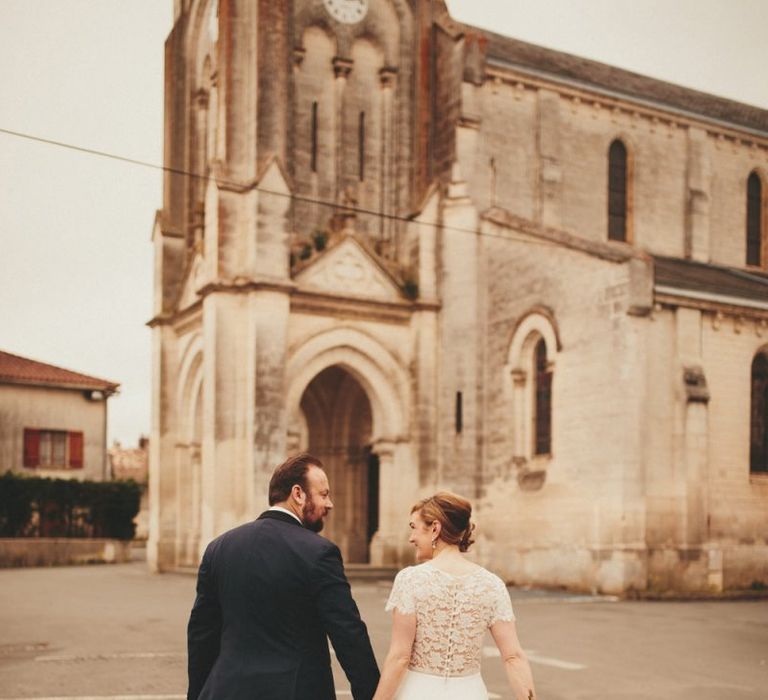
[{"x1": 149, "y1": 0, "x2": 768, "y2": 593}]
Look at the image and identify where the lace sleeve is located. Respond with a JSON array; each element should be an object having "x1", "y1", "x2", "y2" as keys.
[
  {"x1": 385, "y1": 567, "x2": 416, "y2": 614},
  {"x1": 488, "y1": 575, "x2": 516, "y2": 626}
]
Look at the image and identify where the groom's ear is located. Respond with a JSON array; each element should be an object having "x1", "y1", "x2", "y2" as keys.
[{"x1": 290, "y1": 483, "x2": 305, "y2": 504}]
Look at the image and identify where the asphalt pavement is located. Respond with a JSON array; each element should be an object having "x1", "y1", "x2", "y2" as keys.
[{"x1": 0, "y1": 561, "x2": 766, "y2": 700}]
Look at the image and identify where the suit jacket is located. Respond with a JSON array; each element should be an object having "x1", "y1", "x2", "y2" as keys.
[{"x1": 187, "y1": 510, "x2": 380, "y2": 700}]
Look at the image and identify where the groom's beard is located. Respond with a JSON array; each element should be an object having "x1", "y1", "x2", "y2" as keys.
[{"x1": 302, "y1": 500, "x2": 326, "y2": 532}]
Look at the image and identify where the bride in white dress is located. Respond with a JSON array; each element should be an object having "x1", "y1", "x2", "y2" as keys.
[{"x1": 372, "y1": 492, "x2": 536, "y2": 700}]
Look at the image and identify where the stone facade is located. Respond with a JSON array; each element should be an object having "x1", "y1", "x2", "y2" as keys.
[
  {"x1": 109, "y1": 436, "x2": 149, "y2": 483},
  {"x1": 150, "y1": 0, "x2": 768, "y2": 592},
  {"x1": 109, "y1": 437, "x2": 150, "y2": 539}
]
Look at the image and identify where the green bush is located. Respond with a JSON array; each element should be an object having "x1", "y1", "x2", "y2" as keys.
[
  {"x1": 0, "y1": 473, "x2": 35, "y2": 537},
  {"x1": 403, "y1": 279, "x2": 419, "y2": 300},
  {"x1": 312, "y1": 229, "x2": 328, "y2": 252},
  {"x1": 299, "y1": 243, "x2": 313, "y2": 260},
  {"x1": 0, "y1": 472, "x2": 141, "y2": 540}
]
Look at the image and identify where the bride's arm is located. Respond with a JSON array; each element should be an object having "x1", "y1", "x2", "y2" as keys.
[
  {"x1": 371, "y1": 610, "x2": 416, "y2": 700},
  {"x1": 490, "y1": 620, "x2": 536, "y2": 700}
]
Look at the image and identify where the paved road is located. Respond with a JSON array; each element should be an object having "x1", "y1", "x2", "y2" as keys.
[{"x1": 0, "y1": 562, "x2": 766, "y2": 700}]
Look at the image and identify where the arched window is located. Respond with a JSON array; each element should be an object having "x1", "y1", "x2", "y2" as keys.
[
  {"x1": 750, "y1": 351, "x2": 768, "y2": 473},
  {"x1": 311, "y1": 101, "x2": 318, "y2": 173},
  {"x1": 534, "y1": 338, "x2": 552, "y2": 455},
  {"x1": 608, "y1": 139, "x2": 629, "y2": 242},
  {"x1": 746, "y1": 171, "x2": 763, "y2": 267},
  {"x1": 358, "y1": 111, "x2": 366, "y2": 181},
  {"x1": 507, "y1": 311, "x2": 559, "y2": 475}
]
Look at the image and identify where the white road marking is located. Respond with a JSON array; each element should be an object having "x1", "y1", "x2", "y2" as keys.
[
  {"x1": 483, "y1": 646, "x2": 585, "y2": 670},
  {"x1": 35, "y1": 652, "x2": 184, "y2": 662}
]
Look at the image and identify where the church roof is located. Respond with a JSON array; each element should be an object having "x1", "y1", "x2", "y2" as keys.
[
  {"x1": 0, "y1": 350, "x2": 120, "y2": 393},
  {"x1": 653, "y1": 256, "x2": 768, "y2": 308},
  {"x1": 462, "y1": 23, "x2": 768, "y2": 135}
]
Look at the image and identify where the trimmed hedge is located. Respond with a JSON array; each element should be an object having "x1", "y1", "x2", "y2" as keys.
[{"x1": 0, "y1": 472, "x2": 141, "y2": 540}]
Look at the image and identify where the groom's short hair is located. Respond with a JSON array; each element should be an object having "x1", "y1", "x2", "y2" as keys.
[{"x1": 268, "y1": 453, "x2": 324, "y2": 505}]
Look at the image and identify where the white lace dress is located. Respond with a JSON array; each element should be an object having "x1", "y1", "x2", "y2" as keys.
[{"x1": 385, "y1": 562, "x2": 516, "y2": 700}]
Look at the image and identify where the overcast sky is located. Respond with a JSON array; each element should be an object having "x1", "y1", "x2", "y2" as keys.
[{"x1": 1, "y1": 0, "x2": 766, "y2": 447}]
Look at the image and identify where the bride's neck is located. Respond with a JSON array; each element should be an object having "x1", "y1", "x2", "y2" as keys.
[{"x1": 431, "y1": 544, "x2": 461, "y2": 560}]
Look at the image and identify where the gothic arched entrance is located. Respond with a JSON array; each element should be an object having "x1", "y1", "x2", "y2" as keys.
[
  {"x1": 285, "y1": 327, "x2": 416, "y2": 567},
  {"x1": 300, "y1": 366, "x2": 379, "y2": 563}
]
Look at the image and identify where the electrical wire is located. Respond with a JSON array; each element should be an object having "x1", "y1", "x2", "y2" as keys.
[
  {"x1": 0, "y1": 125, "x2": 565, "y2": 250},
  {"x1": 0, "y1": 127, "x2": 560, "y2": 452}
]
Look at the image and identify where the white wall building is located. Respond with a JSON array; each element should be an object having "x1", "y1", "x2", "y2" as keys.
[{"x1": 0, "y1": 350, "x2": 119, "y2": 481}]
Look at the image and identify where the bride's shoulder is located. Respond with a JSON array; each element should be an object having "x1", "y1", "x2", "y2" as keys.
[
  {"x1": 473, "y1": 565, "x2": 508, "y2": 588},
  {"x1": 393, "y1": 563, "x2": 431, "y2": 583},
  {"x1": 395, "y1": 562, "x2": 427, "y2": 577}
]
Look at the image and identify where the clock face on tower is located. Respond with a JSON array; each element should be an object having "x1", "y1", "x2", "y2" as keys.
[{"x1": 323, "y1": 0, "x2": 369, "y2": 24}]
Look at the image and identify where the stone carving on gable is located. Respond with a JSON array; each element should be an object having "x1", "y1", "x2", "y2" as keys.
[{"x1": 295, "y1": 236, "x2": 402, "y2": 302}]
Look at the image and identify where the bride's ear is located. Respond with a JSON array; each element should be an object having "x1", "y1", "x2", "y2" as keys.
[{"x1": 432, "y1": 521, "x2": 442, "y2": 538}]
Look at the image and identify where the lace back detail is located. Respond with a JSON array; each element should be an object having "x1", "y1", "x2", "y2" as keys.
[{"x1": 385, "y1": 563, "x2": 515, "y2": 677}]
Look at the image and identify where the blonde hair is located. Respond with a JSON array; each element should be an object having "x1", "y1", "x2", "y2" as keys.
[{"x1": 411, "y1": 491, "x2": 476, "y2": 552}]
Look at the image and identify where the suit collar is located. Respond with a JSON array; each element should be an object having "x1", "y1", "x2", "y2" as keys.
[{"x1": 258, "y1": 509, "x2": 305, "y2": 527}]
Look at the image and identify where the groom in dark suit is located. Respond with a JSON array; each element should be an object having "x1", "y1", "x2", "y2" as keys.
[{"x1": 187, "y1": 453, "x2": 380, "y2": 700}]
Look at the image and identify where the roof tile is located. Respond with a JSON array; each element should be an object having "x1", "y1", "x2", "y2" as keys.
[
  {"x1": 0, "y1": 350, "x2": 119, "y2": 392},
  {"x1": 653, "y1": 256, "x2": 768, "y2": 303},
  {"x1": 463, "y1": 24, "x2": 768, "y2": 134}
]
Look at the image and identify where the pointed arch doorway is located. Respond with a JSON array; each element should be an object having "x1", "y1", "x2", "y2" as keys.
[{"x1": 300, "y1": 366, "x2": 380, "y2": 563}]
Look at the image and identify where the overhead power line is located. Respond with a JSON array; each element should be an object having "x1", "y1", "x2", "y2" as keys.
[{"x1": 0, "y1": 125, "x2": 564, "y2": 250}]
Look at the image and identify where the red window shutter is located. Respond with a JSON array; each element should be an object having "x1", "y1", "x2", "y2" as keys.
[
  {"x1": 69, "y1": 431, "x2": 84, "y2": 469},
  {"x1": 23, "y1": 429, "x2": 40, "y2": 467}
]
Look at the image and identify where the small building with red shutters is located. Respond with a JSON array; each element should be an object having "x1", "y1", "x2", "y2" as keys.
[{"x1": 0, "y1": 350, "x2": 119, "y2": 481}]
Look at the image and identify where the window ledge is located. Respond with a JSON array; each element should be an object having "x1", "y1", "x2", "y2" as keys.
[{"x1": 513, "y1": 455, "x2": 550, "y2": 491}]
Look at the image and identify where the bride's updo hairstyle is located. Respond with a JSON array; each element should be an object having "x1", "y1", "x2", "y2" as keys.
[{"x1": 411, "y1": 491, "x2": 476, "y2": 552}]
